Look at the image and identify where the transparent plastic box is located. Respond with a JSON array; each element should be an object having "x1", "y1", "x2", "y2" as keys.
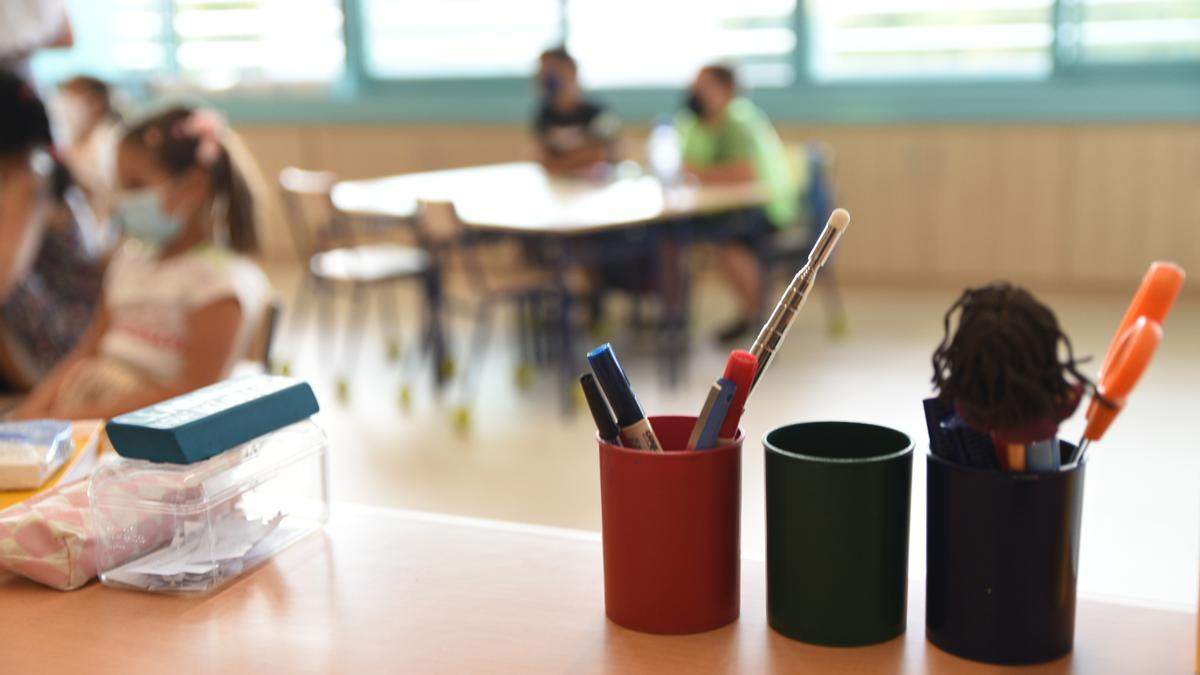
[
  {"x1": 0, "y1": 420, "x2": 73, "y2": 490},
  {"x1": 90, "y1": 419, "x2": 330, "y2": 593}
]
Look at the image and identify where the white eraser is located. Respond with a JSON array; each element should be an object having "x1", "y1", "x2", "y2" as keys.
[{"x1": 828, "y1": 207, "x2": 850, "y2": 232}]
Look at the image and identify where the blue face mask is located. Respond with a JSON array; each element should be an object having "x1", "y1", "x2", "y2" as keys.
[
  {"x1": 115, "y1": 188, "x2": 183, "y2": 247},
  {"x1": 541, "y1": 73, "x2": 563, "y2": 100}
]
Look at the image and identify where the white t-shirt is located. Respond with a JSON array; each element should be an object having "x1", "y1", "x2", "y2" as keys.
[
  {"x1": 0, "y1": 0, "x2": 67, "y2": 80},
  {"x1": 98, "y1": 240, "x2": 268, "y2": 383}
]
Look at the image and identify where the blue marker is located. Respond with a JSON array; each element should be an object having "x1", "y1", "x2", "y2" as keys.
[
  {"x1": 687, "y1": 378, "x2": 737, "y2": 450},
  {"x1": 587, "y1": 343, "x2": 662, "y2": 452}
]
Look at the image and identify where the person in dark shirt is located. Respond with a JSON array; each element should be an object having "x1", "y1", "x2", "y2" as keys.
[{"x1": 532, "y1": 47, "x2": 620, "y2": 175}]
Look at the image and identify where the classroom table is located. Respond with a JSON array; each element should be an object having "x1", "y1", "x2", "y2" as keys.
[
  {"x1": 330, "y1": 161, "x2": 766, "y2": 234},
  {"x1": 332, "y1": 162, "x2": 768, "y2": 398},
  {"x1": 2, "y1": 504, "x2": 1192, "y2": 674}
]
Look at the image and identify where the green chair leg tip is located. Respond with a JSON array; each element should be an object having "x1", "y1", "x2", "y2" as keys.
[
  {"x1": 828, "y1": 315, "x2": 852, "y2": 340},
  {"x1": 386, "y1": 340, "x2": 401, "y2": 361},
  {"x1": 398, "y1": 385, "x2": 412, "y2": 410},
  {"x1": 514, "y1": 363, "x2": 535, "y2": 389},
  {"x1": 452, "y1": 406, "x2": 472, "y2": 432},
  {"x1": 336, "y1": 378, "x2": 350, "y2": 402}
]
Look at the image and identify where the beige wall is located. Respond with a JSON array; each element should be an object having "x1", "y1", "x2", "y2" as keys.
[{"x1": 240, "y1": 123, "x2": 1200, "y2": 292}]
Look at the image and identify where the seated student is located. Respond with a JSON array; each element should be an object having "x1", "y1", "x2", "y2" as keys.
[
  {"x1": 16, "y1": 106, "x2": 268, "y2": 420},
  {"x1": 56, "y1": 75, "x2": 122, "y2": 242},
  {"x1": 533, "y1": 46, "x2": 620, "y2": 175},
  {"x1": 678, "y1": 64, "x2": 799, "y2": 343},
  {"x1": 0, "y1": 71, "x2": 103, "y2": 392}
]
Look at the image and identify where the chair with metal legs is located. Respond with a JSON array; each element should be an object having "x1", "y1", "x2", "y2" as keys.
[
  {"x1": 414, "y1": 200, "x2": 564, "y2": 429},
  {"x1": 278, "y1": 167, "x2": 433, "y2": 402},
  {"x1": 756, "y1": 143, "x2": 849, "y2": 337}
]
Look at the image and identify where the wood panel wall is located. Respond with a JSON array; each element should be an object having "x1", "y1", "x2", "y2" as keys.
[{"x1": 238, "y1": 123, "x2": 1200, "y2": 292}]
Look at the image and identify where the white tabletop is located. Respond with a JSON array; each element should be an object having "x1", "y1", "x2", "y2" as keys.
[{"x1": 331, "y1": 162, "x2": 766, "y2": 235}]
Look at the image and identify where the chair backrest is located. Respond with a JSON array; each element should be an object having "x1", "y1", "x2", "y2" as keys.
[
  {"x1": 804, "y1": 142, "x2": 838, "y2": 227},
  {"x1": 414, "y1": 199, "x2": 466, "y2": 249},
  {"x1": 278, "y1": 167, "x2": 339, "y2": 261},
  {"x1": 219, "y1": 262, "x2": 276, "y2": 377},
  {"x1": 243, "y1": 295, "x2": 282, "y2": 371},
  {"x1": 414, "y1": 199, "x2": 503, "y2": 290}
]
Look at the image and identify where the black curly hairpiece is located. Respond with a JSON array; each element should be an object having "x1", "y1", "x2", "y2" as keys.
[{"x1": 931, "y1": 283, "x2": 1094, "y2": 430}]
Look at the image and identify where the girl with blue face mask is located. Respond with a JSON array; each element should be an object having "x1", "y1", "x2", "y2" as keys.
[{"x1": 16, "y1": 106, "x2": 269, "y2": 421}]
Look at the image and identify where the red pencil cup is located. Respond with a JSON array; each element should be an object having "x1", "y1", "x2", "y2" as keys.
[{"x1": 598, "y1": 415, "x2": 743, "y2": 634}]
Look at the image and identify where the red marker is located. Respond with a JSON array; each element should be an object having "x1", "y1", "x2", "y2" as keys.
[{"x1": 717, "y1": 350, "x2": 758, "y2": 443}]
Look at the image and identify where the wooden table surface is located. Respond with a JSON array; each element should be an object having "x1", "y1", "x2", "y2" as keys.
[
  {"x1": 330, "y1": 161, "x2": 765, "y2": 234},
  {"x1": 1, "y1": 504, "x2": 1193, "y2": 674}
]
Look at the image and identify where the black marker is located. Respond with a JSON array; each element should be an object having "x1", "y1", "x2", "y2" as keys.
[{"x1": 580, "y1": 373, "x2": 620, "y2": 445}]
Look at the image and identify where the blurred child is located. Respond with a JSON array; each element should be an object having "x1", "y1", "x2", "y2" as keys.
[
  {"x1": 0, "y1": 70, "x2": 102, "y2": 391},
  {"x1": 17, "y1": 106, "x2": 268, "y2": 420},
  {"x1": 679, "y1": 64, "x2": 798, "y2": 343},
  {"x1": 56, "y1": 75, "x2": 121, "y2": 240},
  {"x1": 532, "y1": 46, "x2": 620, "y2": 175}
]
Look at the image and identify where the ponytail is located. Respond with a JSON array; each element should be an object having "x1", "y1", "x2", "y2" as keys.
[
  {"x1": 121, "y1": 106, "x2": 262, "y2": 254},
  {"x1": 209, "y1": 140, "x2": 259, "y2": 254}
]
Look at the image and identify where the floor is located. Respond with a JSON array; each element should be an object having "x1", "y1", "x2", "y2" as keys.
[{"x1": 267, "y1": 262, "x2": 1200, "y2": 610}]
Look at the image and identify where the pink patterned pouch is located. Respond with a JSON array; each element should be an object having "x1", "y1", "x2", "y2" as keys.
[{"x1": 0, "y1": 479, "x2": 172, "y2": 590}]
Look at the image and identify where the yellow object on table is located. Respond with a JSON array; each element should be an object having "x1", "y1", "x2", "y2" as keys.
[{"x1": 0, "y1": 421, "x2": 106, "y2": 512}]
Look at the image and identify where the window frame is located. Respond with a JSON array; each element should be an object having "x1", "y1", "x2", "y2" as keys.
[
  {"x1": 44, "y1": 0, "x2": 1200, "y2": 123},
  {"x1": 347, "y1": 0, "x2": 808, "y2": 95},
  {"x1": 339, "y1": 0, "x2": 1200, "y2": 111},
  {"x1": 123, "y1": 0, "x2": 351, "y2": 96},
  {"x1": 1051, "y1": 0, "x2": 1200, "y2": 80}
]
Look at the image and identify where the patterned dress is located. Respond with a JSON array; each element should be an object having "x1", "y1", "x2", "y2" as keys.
[{"x1": 1, "y1": 213, "x2": 103, "y2": 382}]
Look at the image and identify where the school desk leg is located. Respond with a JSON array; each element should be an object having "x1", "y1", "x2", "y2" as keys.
[
  {"x1": 555, "y1": 242, "x2": 578, "y2": 416},
  {"x1": 657, "y1": 224, "x2": 690, "y2": 387},
  {"x1": 285, "y1": 274, "x2": 314, "y2": 361},
  {"x1": 423, "y1": 264, "x2": 449, "y2": 389}
]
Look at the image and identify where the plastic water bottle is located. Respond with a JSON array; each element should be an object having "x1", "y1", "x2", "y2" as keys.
[{"x1": 646, "y1": 115, "x2": 682, "y2": 186}]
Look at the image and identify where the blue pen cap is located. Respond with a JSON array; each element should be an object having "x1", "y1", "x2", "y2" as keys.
[{"x1": 586, "y1": 343, "x2": 644, "y2": 428}]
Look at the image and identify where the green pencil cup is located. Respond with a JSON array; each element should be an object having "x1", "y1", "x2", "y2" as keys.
[{"x1": 765, "y1": 421, "x2": 914, "y2": 647}]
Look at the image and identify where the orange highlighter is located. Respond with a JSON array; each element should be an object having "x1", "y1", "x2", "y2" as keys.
[{"x1": 1069, "y1": 261, "x2": 1185, "y2": 465}]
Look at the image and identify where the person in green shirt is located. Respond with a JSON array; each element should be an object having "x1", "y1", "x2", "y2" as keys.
[{"x1": 678, "y1": 64, "x2": 800, "y2": 343}]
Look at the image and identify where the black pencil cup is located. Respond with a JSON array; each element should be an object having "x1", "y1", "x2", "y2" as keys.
[{"x1": 925, "y1": 444, "x2": 1085, "y2": 665}]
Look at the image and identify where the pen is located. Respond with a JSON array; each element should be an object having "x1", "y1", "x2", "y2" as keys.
[
  {"x1": 716, "y1": 350, "x2": 757, "y2": 445},
  {"x1": 687, "y1": 378, "x2": 736, "y2": 450},
  {"x1": 579, "y1": 373, "x2": 620, "y2": 445},
  {"x1": 1024, "y1": 438, "x2": 1058, "y2": 472},
  {"x1": 748, "y1": 208, "x2": 850, "y2": 394},
  {"x1": 587, "y1": 343, "x2": 662, "y2": 452}
]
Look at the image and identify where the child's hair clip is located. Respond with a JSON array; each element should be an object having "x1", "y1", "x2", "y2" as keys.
[{"x1": 178, "y1": 108, "x2": 227, "y2": 167}]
